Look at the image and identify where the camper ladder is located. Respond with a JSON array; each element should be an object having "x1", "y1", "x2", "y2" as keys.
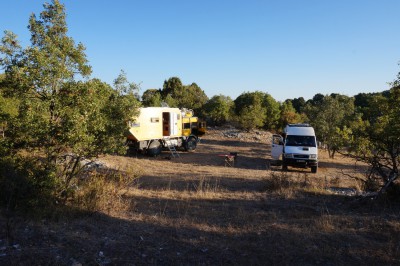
[{"x1": 164, "y1": 138, "x2": 180, "y2": 158}]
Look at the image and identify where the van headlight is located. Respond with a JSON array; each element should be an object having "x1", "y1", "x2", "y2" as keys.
[
  {"x1": 310, "y1": 154, "x2": 317, "y2": 159},
  {"x1": 285, "y1": 153, "x2": 294, "y2": 158}
]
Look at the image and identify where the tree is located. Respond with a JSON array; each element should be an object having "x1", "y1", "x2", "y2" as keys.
[
  {"x1": 203, "y1": 94, "x2": 234, "y2": 126},
  {"x1": 308, "y1": 93, "x2": 325, "y2": 106},
  {"x1": 290, "y1": 97, "x2": 306, "y2": 113},
  {"x1": 161, "y1": 78, "x2": 208, "y2": 109},
  {"x1": 173, "y1": 82, "x2": 208, "y2": 114},
  {"x1": 0, "y1": 74, "x2": 19, "y2": 138},
  {"x1": 349, "y1": 85, "x2": 400, "y2": 196},
  {"x1": 141, "y1": 88, "x2": 162, "y2": 107},
  {"x1": 234, "y1": 91, "x2": 280, "y2": 130},
  {"x1": 234, "y1": 91, "x2": 267, "y2": 130},
  {"x1": 278, "y1": 100, "x2": 303, "y2": 130},
  {"x1": 161, "y1": 76, "x2": 183, "y2": 98},
  {"x1": 0, "y1": 0, "x2": 139, "y2": 206},
  {"x1": 113, "y1": 70, "x2": 140, "y2": 99},
  {"x1": 159, "y1": 77, "x2": 208, "y2": 114},
  {"x1": 163, "y1": 93, "x2": 177, "y2": 107},
  {"x1": 304, "y1": 94, "x2": 358, "y2": 158},
  {"x1": 262, "y1": 93, "x2": 280, "y2": 131}
]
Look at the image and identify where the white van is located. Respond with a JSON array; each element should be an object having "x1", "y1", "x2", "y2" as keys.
[{"x1": 271, "y1": 124, "x2": 318, "y2": 173}]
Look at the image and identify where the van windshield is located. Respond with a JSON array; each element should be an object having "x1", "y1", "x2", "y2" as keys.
[{"x1": 285, "y1": 135, "x2": 316, "y2": 147}]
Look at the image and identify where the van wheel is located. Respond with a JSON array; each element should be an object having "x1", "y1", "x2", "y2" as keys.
[
  {"x1": 147, "y1": 140, "x2": 162, "y2": 156},
  {"x1": 185, "y1": 137, "x2": 197, "y2": 152},
  {"x1": 311, "y1": 166, "x2": 318, "y2": 173}
]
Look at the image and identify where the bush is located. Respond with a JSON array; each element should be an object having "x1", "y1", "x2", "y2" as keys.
[{"x1": 0, "y1": 155, "x2": 57, "y2": 213}]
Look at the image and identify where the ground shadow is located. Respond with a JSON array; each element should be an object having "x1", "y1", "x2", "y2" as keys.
[{"x1": 1, "y1": 190, "x2": 398, "y2": 265}]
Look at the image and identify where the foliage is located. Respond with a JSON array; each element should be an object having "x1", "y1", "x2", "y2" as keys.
[
  {"x1": 159, "y1": 77, "x2": 208, "y2": 113},
  {"x1": 141, "y1": 88, "x2": 162, "y2": 107},
  {"x1": 203, "y1": 94, "x2": 234, "y2": 126},
  {"x1": 113, "y1": 69, "x2": 140, "y2": 99},
  {"x1": 0, "y1": 0, "x2": 139, "y2": 209},
  {"x1": 263, "y1": 93, "x2": 281, "y2": 130},
  {"x1": 234, "y1": 91, "x2": 280, "y2": 130},
  {"x1": 234, "y1": 91, "x2": 266, "y2": 130},
  {"x1": 304, "y1": 94, "x2": 358, "y2": 158},
  {"x1": 174, "y1": 82, "x2": 209, "y2": 115},
  {"x1": 0, "y1": 76, "x2": 19, "y2": 136},
  {"x1": 278, "y1": 100, "x2": 303, "y2": 130},
  {"x1": 237, "y1": 105, "x2": 266, "y2": 130},
  {"x1": 288, "y1": 97, "x2": 306, "y2": 113},
  {"x1": 161, "y1": 76, "x2": 183, "y2": 98},
  {"x1": 349, "y1": 86, "x2": 400, "y2": 195},
  {"x1": 0, "y1": 150, "x2": 60, "y2": 212}
]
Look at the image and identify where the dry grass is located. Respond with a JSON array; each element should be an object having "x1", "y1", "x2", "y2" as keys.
[{"x1": 1, "y1": 128, "x2": 399, "y2": 265}]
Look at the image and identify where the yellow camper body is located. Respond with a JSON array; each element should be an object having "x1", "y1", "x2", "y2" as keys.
[{"x1": 126, "y1": 107, "x2": 205, "y2": 156}]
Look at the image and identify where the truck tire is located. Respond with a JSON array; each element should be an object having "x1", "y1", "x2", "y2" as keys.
[
  {"x1": 147, "y1": 140, "x2": 162, "y2": 156},
  {"x1": 185, "y1": 137, "x2": 197, "y2": 152},
  {"x1": 126, "y1": 145, "x2": 138, "y2": 157},
  {"x1": 311, "y1": 166, "x2": 318, "y2": 173}
]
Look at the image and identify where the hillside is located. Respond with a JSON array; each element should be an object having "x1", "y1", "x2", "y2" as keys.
[{"x1": 1, "y1": 128, "x2": 399, "y2": 265}]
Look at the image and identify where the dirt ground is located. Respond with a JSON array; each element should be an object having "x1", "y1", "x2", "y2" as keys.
[{"x1": 1, "y1": 128, "x2": 399, "y2": 265}]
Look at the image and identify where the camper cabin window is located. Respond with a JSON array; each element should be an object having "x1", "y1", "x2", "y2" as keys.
[
  {"x1": 150, "y1": 117, "x2": 160, "y2": 123},
  {"x1": 129, "y1": 121, "x2": 140, "y2": 127}
]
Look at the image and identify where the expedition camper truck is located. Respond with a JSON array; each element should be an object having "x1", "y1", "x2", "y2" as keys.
[
  {"x1": 271, "y1": 124, "x2": 318, "y2": 173},
  {"x1": 126, "y1": 107, "x2": 206, "y2": 156}
]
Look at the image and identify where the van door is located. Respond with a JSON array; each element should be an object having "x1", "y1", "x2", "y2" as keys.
[{"x1": 271, "y1": 134, "x2": 284, "y2": 160}]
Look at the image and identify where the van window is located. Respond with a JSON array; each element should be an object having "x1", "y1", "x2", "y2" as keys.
[{"x1": 285, "y1": 135, "x2": 316, "y2": 147}]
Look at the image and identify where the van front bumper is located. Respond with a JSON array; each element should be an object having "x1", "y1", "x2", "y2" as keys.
[{"x1": 283, "y1": 158, "x2": 318, "y2": 168}]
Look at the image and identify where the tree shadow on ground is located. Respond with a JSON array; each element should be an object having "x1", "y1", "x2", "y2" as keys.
[{"x1": 1, "y1": 190, "x2": 398, "y2": 265}]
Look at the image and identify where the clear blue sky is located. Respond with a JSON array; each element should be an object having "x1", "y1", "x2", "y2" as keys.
[{"x1": 1, "y1": 0, "x2": 399, "y2": 101}]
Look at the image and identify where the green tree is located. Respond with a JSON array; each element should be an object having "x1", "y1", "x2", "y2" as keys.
[
  {"x1": 278, "y1": 100, "x2": 303, "y2": 130},
  {"x1": 0, "y1": 74, "x2": 19, "y2": 138},
  {"x1": 289, "y1": 97, "x2": 306, "y2": 113},
  {"x1": 234, "y1": 91, "x2": 267, "y2": 130},
  {"x1": 349, "y1": 85, "x2": 400, "y2": 195},
  {"x1": 173, "y1": 82, "x2": 208, "y2": 114},
  {"x1": 234, "y1": 91, "x2": 280, "y2": 130},
  {"x1": 161, "y1": 76, "x2": 183, "y2": 98},
  {"x1": 163, "y1": 94, "x2": 177, "y2": 107},
  {"x1": 159, "y1": 77, "x2": 208, "y2": 114},
  {"x1": 113, "y1": 69, "x2": 140, "y2": 98},
  {"x1": 142, "y1": 88, "x2": 162, "y2": 107},
  {"x1": 203, "y1": 94, "x2": 234, "y2": 126},
  {"x1": 0, "y1": 0, "x2": 139, "y2": 206},
  {"x1": 304, "y1": 94, "x2": 357, "y2": 158},
  {"x1": 262, "y1": 93, "x2": 280, "y2": 130}
]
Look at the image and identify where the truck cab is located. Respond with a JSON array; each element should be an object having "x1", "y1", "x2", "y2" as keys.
[{"x1": 271, "y1": 124, "x2": 318, "y2": 173}]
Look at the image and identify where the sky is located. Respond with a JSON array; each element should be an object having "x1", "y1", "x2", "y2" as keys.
[{"x1": 1, "y1": 0, "x2": 399, "y2": 102}]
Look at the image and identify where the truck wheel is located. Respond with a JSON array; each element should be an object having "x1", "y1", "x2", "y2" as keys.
[
  {"x1": 147, "y1": 140, "x2": 162, "y2": 156},
  {"x1": 185, "y1": 137, "x2": 197, "y2": 152},
  {"x1": 126, "y1": 145, "x2": 138, "y2": 157},
  {"x1": 311, "y1": 166, "x2": 318, "y2": 173}
]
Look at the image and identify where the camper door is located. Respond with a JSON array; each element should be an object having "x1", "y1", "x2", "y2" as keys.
[
  {"x1": 170, "y1": 112, "x2": 179, "y2": 136},
  {"x1": 271, "y1": 134, "x2": 284, "y2": 160}
]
